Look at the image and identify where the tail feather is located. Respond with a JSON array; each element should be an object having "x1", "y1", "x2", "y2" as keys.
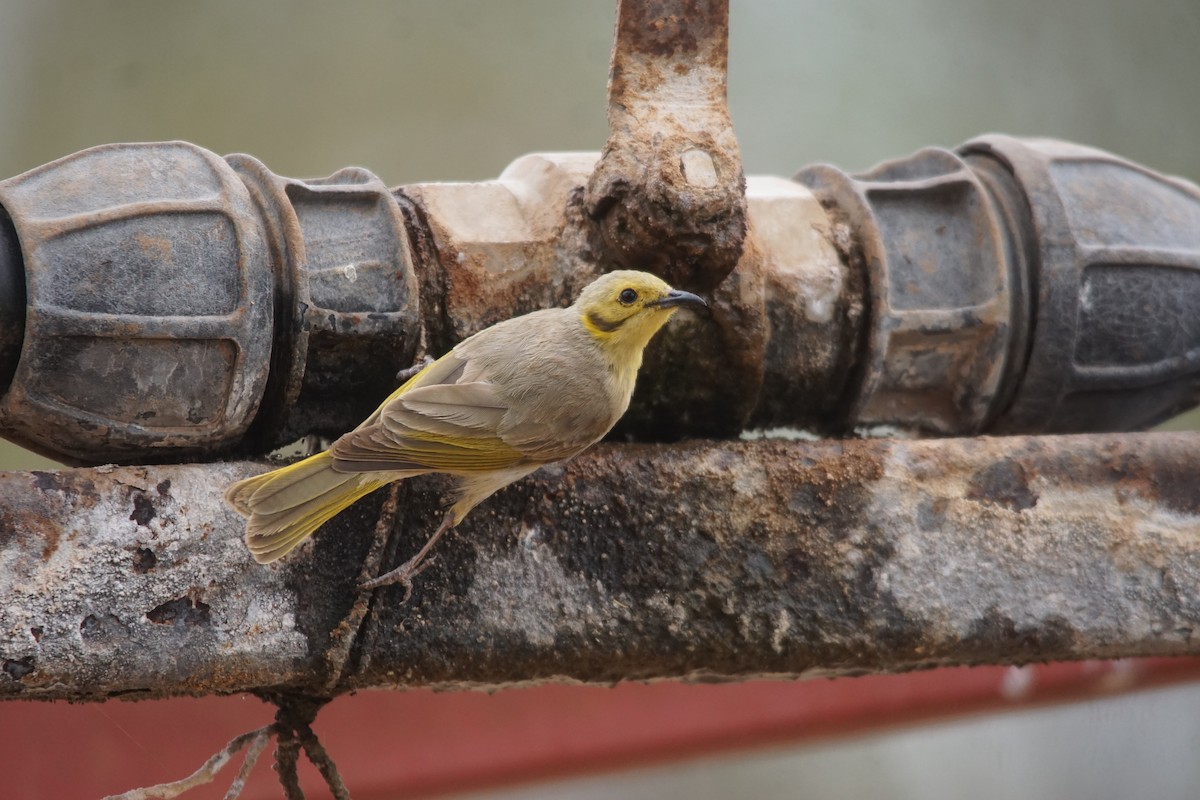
[
  {"x1": 225, "y1": 451, "x2": 390, "y2": 564},
  {"x1": 244, "y1": 479, "x2": 385, "y2": 563},
  {"x1": 243, "y1": 453, "x2": 350, "y2": 516}
]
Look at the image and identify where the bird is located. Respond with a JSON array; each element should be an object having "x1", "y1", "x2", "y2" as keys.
[{"x1": 225, "y1": 270, "x2": 707, "y2": 597}]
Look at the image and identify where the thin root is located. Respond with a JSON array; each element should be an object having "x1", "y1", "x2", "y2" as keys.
[{"x1": 101, "y1": 725, "x2": 273, "y2": 800}]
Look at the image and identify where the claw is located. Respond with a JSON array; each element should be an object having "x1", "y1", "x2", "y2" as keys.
[
  {"x1": 358, "y1": 553, "x2": 438, "y2": 599},
  {"x1": 395, "y1": 355, "x2": 434, "y2": 383},
  {"x1": 357, "y1": 510, "x2": 456, "y2": 599}
]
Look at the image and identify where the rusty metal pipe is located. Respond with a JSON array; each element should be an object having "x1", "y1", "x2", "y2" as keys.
[
  {"x1": 797, "y1": 135, "x2": 1200, "y2": 436},
  {"x1": 0, "y1": 144, "x2": 422, "y2": 465},
  {"x1": 1, "y1": 134, "x2": 1199, "y2": 464},
  {"x1": 3, "y1": 431, "x2": 1199, "y2": 701},
  {"x1": 583, "y1": 0, "x2": 747, "y2": 293}
]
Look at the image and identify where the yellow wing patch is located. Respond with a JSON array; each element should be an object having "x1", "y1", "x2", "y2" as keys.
[{"x1": 330, "y1": 427, "x2": 527, "y2": 474}]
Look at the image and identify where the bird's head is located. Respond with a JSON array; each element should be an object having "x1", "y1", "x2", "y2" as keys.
[{"x1": 574, "y1": 270, "x2": 708, "y2": 355}]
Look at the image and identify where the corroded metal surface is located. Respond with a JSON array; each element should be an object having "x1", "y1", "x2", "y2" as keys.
[
  {"x1": 0, "y1": 143, "x2": 274, "y2": 465},
  {"x1": 3, "y1": 432, "x2": 1198, "y2": 701},
  {"x1": 0, "y1": 144, "x2": 421, "y2": 465},
  {"x1": 4, "y1": 131, "x2": 1200, "y2": 461},
  {"x1": 798, "y1": 137, "x2": 1200, "y2": 436},
  {"x1": 399, "y1": 162, "x2": 858, "y2": 441},
  {"x1": 0, "y1": 463, "x2": 316, "y2": 697},
  {"x1": 227, "y1": 157, "x2": 421, "y2": 449},
  {"x1": 962, "y1": 135, "x2": 1200, "y2": 434},
  {"x1": 798, "y1": 149, "x2": 1021, "y2": 434},
  {"x1": 583, "y1": 0, "x2": 746, "y2": 292},
  {"x1": 398, "y1": 153, "x2": 603, "y2": 350}
]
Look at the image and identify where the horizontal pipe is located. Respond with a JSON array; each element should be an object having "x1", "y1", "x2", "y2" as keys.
[{"x1": 2, "y1": 431, "x2": 1199, "y2": 701}]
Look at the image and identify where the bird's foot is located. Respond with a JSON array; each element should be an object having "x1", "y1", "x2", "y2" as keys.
[
  {"x1": 358, "y1": 553, "x2": 438, "y2": 603},
  {"x1": 395, "y1": 355, "x2": 434, "y2": 383}
]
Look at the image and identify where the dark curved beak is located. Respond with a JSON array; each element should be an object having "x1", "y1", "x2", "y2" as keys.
[{"x1": 649, "y1": 289, "x2": 709, "y2": 313}]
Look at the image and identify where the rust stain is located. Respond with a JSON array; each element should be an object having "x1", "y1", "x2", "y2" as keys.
[
  {"x1": 0, "y1": 505, "x2": 62, "y2": 561},
  {"x1": 404, "y1": 186, "x2": 595, "y2": 351},
  {"x1": 1104, "y1": 450, "x2": 1158, "y2": 507},
  {"x1": 1102, "y1": 447, "x2": 1200, "y2": 516},
  {"x1": 134, "y1": 231, "x2": 173, "y2": 262},
  {"x1": 1155, "y1": 469, "x2": 1200, "y2": 516},
  {"x1": 616, "y1": 0, "x2": 727, "y2": 71},
  {"x1": 966, "y1": 460, "x2": 1039, "y2": 511},
  {"x1": 777, "y1": 441, "x2": 887, "y2": 509}
]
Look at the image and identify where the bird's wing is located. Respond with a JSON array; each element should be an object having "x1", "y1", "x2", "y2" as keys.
[
  {"x1": 329, "y1": 350, "x2": 530, "y2": 474},
  {"x1": 352, "y1": 351, "x2": 468, "y2": 431}
]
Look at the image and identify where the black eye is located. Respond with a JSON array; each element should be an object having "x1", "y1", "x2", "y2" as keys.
[{"x1": 618, "y1": 288, "x2": 638, "y2": 306}]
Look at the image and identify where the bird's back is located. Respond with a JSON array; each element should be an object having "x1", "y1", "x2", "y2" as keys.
[{"x1": 455, "y1": 307, "x2": 630, "y2": 462}]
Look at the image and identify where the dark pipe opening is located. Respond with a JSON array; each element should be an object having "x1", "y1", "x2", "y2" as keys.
[{"x1": 0, "y1": 206, "x2": 25, "y2": 394}]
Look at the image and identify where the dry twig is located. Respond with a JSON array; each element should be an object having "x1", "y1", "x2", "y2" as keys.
[
  {"x1": 101, "y1": 694, "x2": 350, "y2": 800},
  {"x1": 221, "y1": 728, "x2": 272, "y2": 800},
  {"x1": 299, "y1": 726, "x2": 352, "y2": 800},
  {"x1": 102, "y1": 725, "x2": 273, "y2": 800}
]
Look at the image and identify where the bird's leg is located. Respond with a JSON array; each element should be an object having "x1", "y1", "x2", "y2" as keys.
[
  {"x1": 358, "y1": 509, "x2": 457, "y2": 600},
  {"x1": 395, "y1": 355, "x2": 434, "y2": 383}
]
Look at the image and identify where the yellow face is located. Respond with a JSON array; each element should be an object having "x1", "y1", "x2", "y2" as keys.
[{"x1": 576, "y1": 270, "x2": 707, "y2": 349}]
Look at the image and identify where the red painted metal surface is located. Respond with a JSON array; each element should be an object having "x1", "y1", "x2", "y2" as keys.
[{"x1": 6, "y1": 658, "x2": 1200, "y2": 799}]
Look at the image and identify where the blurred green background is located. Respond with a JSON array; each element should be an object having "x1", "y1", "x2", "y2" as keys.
[
  {"x1": 4, "y1": 1, "x2": 1200, "y2": 180},
  {"x1": 3, "y1": 1, "x2": 1199, "y2": 180},
  {"x1": 2, "y1": 1, "x2": 1200, "y2": 797}
]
